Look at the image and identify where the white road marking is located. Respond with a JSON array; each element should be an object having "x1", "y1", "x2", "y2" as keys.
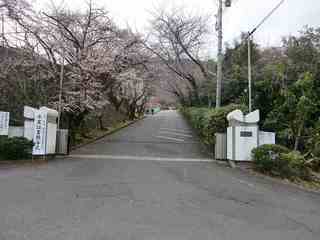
[
  {"x1": 159, "y1": 131, "x2": 193, "y2": 138},
  {"x1": 159, "y1": 128, "x2": 192, "y2": 134},
  {"x1": 156, "y1": 135, "x2": 185, "y2": 142},
  {"x1": 68, "y1": 154, "x2": 213, "y2": 162}
]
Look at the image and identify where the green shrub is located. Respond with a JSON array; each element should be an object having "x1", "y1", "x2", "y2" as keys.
[
  {"x1": 252, "y1": 144, "x2": 311, "y2": 180},
  {"x1": 308, "y1": 121, "x2": 320, "y2": 171},
  {"x1": 181, "y1": 104, "x2": 246, "y2": 146},
  {"x1": 313, "y1": 144, "x2": 320, "y2": 157},
  {"x1": 279, "y1": 152, "x2": 311, "y2": 180},
  {"x1": 305, "y1": 138, "x2": 320, "y2": 172},
  {"x1": 252, "y1": 144, "x2": 290, "y2": 173},
  {"x1": 0, "y1": 136, "x2": 34, "y2": 161}
]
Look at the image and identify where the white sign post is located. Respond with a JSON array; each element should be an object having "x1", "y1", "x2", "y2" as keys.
[
  {"x1": 32, "y1": 110, "x2": 48, "y2": 155},
  {"x1": 0, "y1": 111, "x2": 10, "y2": 136}
]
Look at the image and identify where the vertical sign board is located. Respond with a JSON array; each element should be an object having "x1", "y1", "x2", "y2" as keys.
[
  {"x1": 0, "y1": 112, "x2": 10, "y2": 136},
  {"x1": 32, "y1": 110, "x2": 48, "y2": 155}
]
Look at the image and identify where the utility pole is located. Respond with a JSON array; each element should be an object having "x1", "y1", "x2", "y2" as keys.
[
  {"x1": 215, "y1": 0, "x2": 223, "y2": 108},
  {"x1": 1, "y1": 14, "x2": 4, "y2": 47},
  {"x1": 247, "y1": 34, "x2": 252, "y2": 112},
  {"x1": 215, "y1": 0, "x2": 232, "y2": 108},
  {"x1": 57, "y1": 52, "x2": 65, "y2": 129}
]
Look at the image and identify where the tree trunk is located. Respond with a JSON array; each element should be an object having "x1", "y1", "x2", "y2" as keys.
[
  {"x1": 294, "y1": 123, "x2": 304, "y2": 151},
  {"x1": 128, "y1": 104, "x2": 136, "y2": 120},
  {"x1": 97, "y1": 115, "x2": 105, "y2": 130}
]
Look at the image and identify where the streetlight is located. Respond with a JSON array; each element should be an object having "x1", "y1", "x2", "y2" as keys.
[
  {"x1": 247, "y1": 34, "x2": 252, "y2": 112},
  {"x1": 247, "y1": 0, "x2": 285, "y2": 112}
]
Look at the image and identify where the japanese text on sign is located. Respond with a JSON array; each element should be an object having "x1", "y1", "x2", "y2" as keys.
[
  {"x1": 32, "y1": 111, "x2": 47, "y2": 155},
  {"x1": 0, "y1": 112, "x2": 10, "y2": 136}
]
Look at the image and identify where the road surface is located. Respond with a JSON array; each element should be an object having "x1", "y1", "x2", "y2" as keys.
[{"x1": 0, "y1": 110, "x2": 319, "y2": 240}]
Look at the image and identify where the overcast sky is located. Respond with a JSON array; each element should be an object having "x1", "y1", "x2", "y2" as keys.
[{"x1": 35, "y1": 0, "x2": 320, "y2": 55}]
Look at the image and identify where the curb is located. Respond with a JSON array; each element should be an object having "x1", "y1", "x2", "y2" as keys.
[
  {"x1": 0, "y1": 159, "x2": 48, "y2": 168},
  {"x1": 210, "y1": 159, "x2": 320, "y2": 194},
  {"x1": 236, "y1": 164, "x2": 320, "y2": 194}
]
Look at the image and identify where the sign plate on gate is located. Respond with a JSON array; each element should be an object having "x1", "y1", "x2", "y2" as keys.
[
  {"x1": 240, "y1": 131, "x2": 253, "y2": 137},
  {"x1": 0, "y1": 112, "x2": 10, "y2": 136},
  {"x1": 32, "y1": 110, "x2": 47, "y2": 155}
]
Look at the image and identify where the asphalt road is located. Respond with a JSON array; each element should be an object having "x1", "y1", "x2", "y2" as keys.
[
  {"x1": 72, "y1": 110, "x2": 209, "y2": 159},
  {"x1": 0, "y1": 110, "x2": 320, "y2": 240}
]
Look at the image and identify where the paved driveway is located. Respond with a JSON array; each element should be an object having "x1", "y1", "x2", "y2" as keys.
[
  {"x1": 0, "y1": 111, "x2": 319, "y2": 240},
  {"x1": 72, "y1": 110, "x2": 209, "y2": 159}
]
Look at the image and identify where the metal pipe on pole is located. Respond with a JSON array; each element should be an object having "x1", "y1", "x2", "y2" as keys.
[{"x1": 215, "y1": 0, "x2": 223, "y2": 108}]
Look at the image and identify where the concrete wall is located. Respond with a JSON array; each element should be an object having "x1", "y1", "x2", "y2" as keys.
[
  {"x1": 215, "y1": 133, "x2": 227, "y2": 160},
  {"x1": 234, "y1": 126, "x2": 258, "y2": 161},
  {"x1": 227, "y1": 128, "x2": 276, "y2": 161},
  {"x1": 56, "y1": 129, "x2": 69, "y2": 155},
  {"x1": 24, "y1": 120, "x2": 34, "y2": 141},
  {"x1": 259, "y1": 131, "x2": 276, "y2": 146},
  {"x1": 8, "y1": 126, "x2": 24, "y2": 138},
  {"x1": 46, "y1": 122, "x2": 57, "y2": 154}
]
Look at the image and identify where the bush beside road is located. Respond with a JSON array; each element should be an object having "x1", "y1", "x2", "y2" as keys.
[
  {"x1": 252, "y1": 144, "x2": 309, "y2": 180},
  {"x1": 180, "y1": 104, "x2": 246, "y2": 146},
  {"x1": 181, "y1": 105, "x2": 320, "y2": 191},
  {"x1": 0, "y1": 136, "x2": 33, "y2": 161}
]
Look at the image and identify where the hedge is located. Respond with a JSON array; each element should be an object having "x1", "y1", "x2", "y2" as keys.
[
  {"x1": 0, "y1": 136, "x2": 34, "y2": 161},
  {"x1": 181, "y1": 104, "x2": 247, "y2": 146},
  {"x1": 252, "y1": 144, "x2": 311, "y2": 180}
]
